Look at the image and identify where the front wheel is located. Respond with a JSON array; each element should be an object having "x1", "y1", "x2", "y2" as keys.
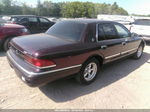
[
  {"x1": 76, "y1": 58, "x2": 100, "y2": 85},
  {"x1": 132, "y1": 44, "x2": 144, "y2": 59}
]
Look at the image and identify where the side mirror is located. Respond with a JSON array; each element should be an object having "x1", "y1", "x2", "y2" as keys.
[
  {"x1": 131, "y1": 33, "x2": 141, "y2": 37},
  {"x1": 129, "y1": 22, "x2": 132, "y2": 25},
  {"x1": 129, "y1": 22, "x2": 134, "y2": 25}
]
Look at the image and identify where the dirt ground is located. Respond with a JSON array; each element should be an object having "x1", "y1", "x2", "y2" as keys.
[{"x1": 0, "y1": 44, "x2": 150, "y2": 109}]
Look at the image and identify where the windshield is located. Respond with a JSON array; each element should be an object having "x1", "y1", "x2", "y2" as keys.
[
  {"x1": 134, "y1": 19, "x2": 150, "y2": 26},
  {"x1": 10, "y1": 17, "x2": 18, "y2": 22},
  {"x1": 46, "y1": 21, "x2": 86, "y2": 41}
]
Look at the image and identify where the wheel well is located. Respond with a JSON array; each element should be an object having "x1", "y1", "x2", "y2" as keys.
[
  {"x1": 2, "y1": 36, "x2": 16, "y2": 50},
  {"x1": 2, "y1": 35, "x2": 16, "y2": 44},
  {"x1": 140, "y1": 41, "x2": 145, "y2": 47},
  {"x1": 140, "y1": 39, "x2": 146, "y2": 47},
  {"x1": 85, "y1": 55, "x2": 103, "y2": 66},
  {"x1": 4, "y1": 35, "x2": 16, "y2": 40}
]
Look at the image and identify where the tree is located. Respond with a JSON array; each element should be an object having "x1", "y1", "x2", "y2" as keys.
[
  {"x1": 94, "y1": 2, "x2": 128, "y2": 16},
  {"x1": 61, "y1": 2, "x2": 95, "y2": 18},
  {"x1": 36, "y1": 0, "x2": 43, "y2": 16},
  {"x1": 0, "y1": 0, "x2": 129, "y2": 17},
  {"x1": 1, "y1": 0, "x2": 12, "y2": 14}
]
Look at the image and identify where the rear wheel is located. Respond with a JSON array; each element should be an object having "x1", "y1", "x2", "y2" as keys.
[
  {"x1": 3, "y1": 37, "x2": 13, "y2": 51},
  {"x1": 76, "y1": 58, "x2": 100, "y2": 85},
  {"x1": 132, "y1": 44, "x2": 144, "y2": 59}
]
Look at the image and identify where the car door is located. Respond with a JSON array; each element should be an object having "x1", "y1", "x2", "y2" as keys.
[
  {"x1": 113, "y1": 23, "x2": 140, "y2": 56},
  {"x1": 97, "y1": 23, "x2": 124, "y2": 63},
  {"x1": 28, "y1": 17, "x2": 40, "y2": 34},
  {"x1": 39, "y1": 17, "x2": 54, "y2": 33}
]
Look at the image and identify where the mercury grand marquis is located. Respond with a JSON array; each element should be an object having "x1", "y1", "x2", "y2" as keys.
[{"x1": 7, "y1": 19, "x2": 145, "y2": 87}]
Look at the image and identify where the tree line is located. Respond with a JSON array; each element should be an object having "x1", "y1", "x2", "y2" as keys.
[{"x1": 0, "y1": 0, "x2": 128, "y2": 18}]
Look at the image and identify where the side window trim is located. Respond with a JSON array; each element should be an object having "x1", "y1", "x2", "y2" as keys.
[
  {"x1": 96, "y1": 23, "x2": 106, "y2": 42},
  {"x1": 98, "y1": 24, "x2": 106, "y2": 41}
]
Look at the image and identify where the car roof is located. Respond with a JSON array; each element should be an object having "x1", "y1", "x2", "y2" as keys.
[
  {"x1": 10, "y1": 15, "x2": 49, "y2": 20},
  {"x1": 64, "y1": 19, "x2": 118, "y2": 24},
  {"x1": 11, "y1": 15, "x2": 36, "y2": 19},
  {"x1": 11, "y1": 15, "x2": 36, "y2": 17}
]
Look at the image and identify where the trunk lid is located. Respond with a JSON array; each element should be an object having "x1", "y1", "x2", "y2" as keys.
[{"x1": 10, "y1": 33, "x2": 75, "y2": 58}]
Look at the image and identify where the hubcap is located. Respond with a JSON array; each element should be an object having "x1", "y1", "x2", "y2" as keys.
[
  {"x1": 137, "y1": 46, "x2": 143, "y2": 57},
  {"x1": 83, "y1": 62, "x2": 97, "y2": 81}
]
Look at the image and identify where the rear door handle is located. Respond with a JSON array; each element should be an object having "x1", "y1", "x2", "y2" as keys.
[
  {"x1": 122, "y1": 42, "x2": 126, "y2": 45},
  {"x1": 101, "y1": 45, "x2": 107, "y2": 49}
]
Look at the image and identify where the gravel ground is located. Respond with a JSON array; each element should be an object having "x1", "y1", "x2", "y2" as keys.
[{"x1": 0, "y1": 44, "x2": 150, "y2": 109}]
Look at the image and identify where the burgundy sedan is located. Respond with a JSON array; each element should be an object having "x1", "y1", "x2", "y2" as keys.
[
  {"x1": 0, "y1": 23, "x2": 29, "y2": 51},
  {"x1": 7, "y1": 19, "x2": 145, "y2": 87}
]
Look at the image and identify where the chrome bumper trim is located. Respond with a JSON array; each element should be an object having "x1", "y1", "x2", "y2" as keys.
[{"x1": 7, "y1": 51, "x2": 82, "y2": 76}]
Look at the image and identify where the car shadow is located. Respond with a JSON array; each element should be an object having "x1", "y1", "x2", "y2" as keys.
[
  {"x1": 0, "y1": 51, "x2": 6, "y2": 57},
  {"x1": 40, "y1": 52, "x2": 150, "y2": 102}
]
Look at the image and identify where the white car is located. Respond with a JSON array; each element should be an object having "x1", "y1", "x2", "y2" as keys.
[{"x1": 129, "y1": 19, "x2": 150, "y2": 41}]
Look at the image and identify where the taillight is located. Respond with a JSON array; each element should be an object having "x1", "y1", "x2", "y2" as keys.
[{"x1": 24, "y1": 55, "x2": 56, "y2": 68}]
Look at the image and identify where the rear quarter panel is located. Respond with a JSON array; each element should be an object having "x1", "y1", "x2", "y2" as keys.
[{"x1": 51, "y1": 49, "x2": 103, "y2": 70}]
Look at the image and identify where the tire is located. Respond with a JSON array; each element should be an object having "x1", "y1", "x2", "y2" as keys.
[
  {"x1": 132, "y1": 44, "x2": 144, "y2": 59},
  {"x1": 76, "y1": 58, "x2": 100, "y2": 85},
  {"x1": 3, "y1": 37, "x2": 13, "y2": 51}
]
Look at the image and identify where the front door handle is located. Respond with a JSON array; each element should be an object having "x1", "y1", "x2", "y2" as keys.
[
  {"x1": 122, "y1": 42, "x2": 126, "y2": 45},
  {"x1": 101, "y1": 45, "x2": 107, "y2": 49}
]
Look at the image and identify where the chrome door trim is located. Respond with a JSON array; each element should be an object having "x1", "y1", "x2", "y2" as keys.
[
  {"x1": 121, "y1": 48, "x2": 138, "y2": 55},
  {"x1": 105, "y1": 53, "x2": 120, "y2": 59}
]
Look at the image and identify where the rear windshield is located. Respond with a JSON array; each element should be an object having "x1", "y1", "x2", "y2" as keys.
[
  {"x1": 134, "y1": 19, "x2": 150, "y2": 26},
  {"x1": 46, "y1": 21, "x2": 86, "y2": 41}
]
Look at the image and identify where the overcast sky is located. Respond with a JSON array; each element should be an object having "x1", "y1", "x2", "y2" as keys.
[{"x1": 18, "y1": 0, "x2": 150, "y2": 15}]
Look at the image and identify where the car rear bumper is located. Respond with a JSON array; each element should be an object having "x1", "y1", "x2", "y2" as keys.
[{"x1": 7, "y1": 51, "x2": 81, "y2": 87}]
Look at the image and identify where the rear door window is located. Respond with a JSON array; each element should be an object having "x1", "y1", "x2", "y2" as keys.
[
  {"x1": 19, "y1": 18, "x2": 28, "y2": 23},
  {"x1": 39, "y1": 18, "x2": 49, "y2": 23},
  {"x1": 29, "y1": 17, "x2": 38, "y2": 22},
  {"x1": 102, "y1": 24, "x2": 118, "y2": 40}
]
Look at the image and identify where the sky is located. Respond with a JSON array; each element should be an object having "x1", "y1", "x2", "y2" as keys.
[{"x1": 18, "y1": 0, "x2": 150, "y2": 15}]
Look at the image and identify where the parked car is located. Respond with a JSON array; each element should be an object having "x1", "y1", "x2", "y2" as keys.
[
  {"x1": 2, "y1": 16, "x2": 11, "y2": 21},
  {"x1": 127, "y1": 18, "x2": 150, "y2": 42},
  {"x1": 7, "y1": 19, "x2": 145, "y2": 87},
  {"x1": 0, "y1": 23, "x2": 29, "y2": 51},
  {"x1": 9, "y1": 15, "x2": 55, "y2": 34}
]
